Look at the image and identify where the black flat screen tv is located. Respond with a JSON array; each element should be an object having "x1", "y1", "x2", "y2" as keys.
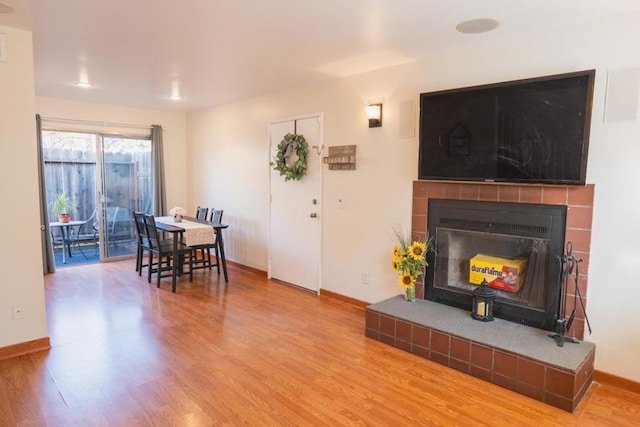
[{"x1": 418, "y1": 70, "x2": 595, "y2": 185}]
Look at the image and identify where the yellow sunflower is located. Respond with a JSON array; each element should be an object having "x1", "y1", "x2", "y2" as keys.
[
  {"x1": 391, "y1": 257, "x2": 400, "y2": 272},
  {"x1": 409, "y1": 241, "x2": 427, "y2": 260},
  {"x1": 393, "y1": 244, "x2": 400, "y2": 257},
  {"x1": 398, "y1": 272, "x2": 415, "y2": 289}
]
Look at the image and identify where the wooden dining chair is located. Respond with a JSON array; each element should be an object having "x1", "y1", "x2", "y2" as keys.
[
  {"x1": 191, "y1": 206, "x2": 210, "y2": 268},
  {"x1": 210, "y1": 209, "x2": 223, "y2": 224},
  {"x1": 132, "y1": 210, "x2": 149, "y2": 274},
  {"x1": 134, "y1": 210, "x2": 174, "y2": 275},
  {"x1": 207, "y1": 209, "x2": 224, "y2": 271},
  {"x1": 142, "y1": 214, "x2": 193, "y2": 290},
  {"x1": 190, "y1": 209, "x2": 223, "y2": 272},
  {"x1": 195, "y1": 206, "x2": 208, "y2": 221}
]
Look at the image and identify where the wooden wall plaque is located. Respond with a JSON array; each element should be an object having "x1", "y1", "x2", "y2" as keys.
[{"x1": 323, "y1": 145, "x2": 356, "y2": 170}]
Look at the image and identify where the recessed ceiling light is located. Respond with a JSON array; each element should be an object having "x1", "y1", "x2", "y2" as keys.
[
  {"x1": 456, "y1": 18, "x2": 500, "y2": 34},
  {"x1": 169, "y1": 81, "x2": 182, "y2": 100},
  {"x1": 75, "y1": 81, "x2": 94, "y2": 89},
  {"x1": 0, "y1": 2, "x2": 14, "y2": 14}
]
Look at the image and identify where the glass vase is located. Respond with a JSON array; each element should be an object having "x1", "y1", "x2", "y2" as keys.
[{"x1": 404, "y1": 286, "x2": 416, "y2": 302}]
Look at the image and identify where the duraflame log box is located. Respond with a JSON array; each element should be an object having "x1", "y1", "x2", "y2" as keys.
[{"x1": 469, "y1": 254, "x2": 527, "y2": 293}]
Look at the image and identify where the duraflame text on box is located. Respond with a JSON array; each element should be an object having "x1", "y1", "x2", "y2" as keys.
[{"x1": 469, "y1": 254, "x2": 527, "y2": 293}]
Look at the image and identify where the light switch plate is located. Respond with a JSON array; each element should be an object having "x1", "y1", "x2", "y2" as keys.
[{"x1": 0, "y1": 33, "x2": 7, "y2": 62}]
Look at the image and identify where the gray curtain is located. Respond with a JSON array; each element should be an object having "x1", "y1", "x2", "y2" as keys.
[
  {"x1": 37, "y1": 114, "x2": 56, "y2": 273},
  {"x1": 151, "y1": 124, "x2": 167, "y2": 216}
]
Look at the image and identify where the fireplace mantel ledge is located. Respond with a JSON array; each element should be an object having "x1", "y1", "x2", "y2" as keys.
[{"x1": 368, "y1": 296, "x2": 594, "y2": 372}]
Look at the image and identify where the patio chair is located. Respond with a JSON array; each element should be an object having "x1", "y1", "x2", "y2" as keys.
[
  {"x1": 107, "y1": 206, "x2": 131, "y2": 241},
  {"x1": 72, "y1": 208, "x2": 99, "y2": 258}
]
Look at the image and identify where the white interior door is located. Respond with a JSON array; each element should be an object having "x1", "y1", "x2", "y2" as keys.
[{"x1": 269, "y1": 115, "x2": 322, "y2": 292}]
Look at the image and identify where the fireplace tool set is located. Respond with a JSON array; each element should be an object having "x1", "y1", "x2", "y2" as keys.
[{"x1": 549, "y1": 241, "x2": 592, "y2": 347}]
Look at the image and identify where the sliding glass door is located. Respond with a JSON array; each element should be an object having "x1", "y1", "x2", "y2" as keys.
[
  {"x1": 42, "y1": 130, "x2": 152, "y2": 266},
  {"x1": 100, "y1": 136, "x2": 152, "y2": 258}
]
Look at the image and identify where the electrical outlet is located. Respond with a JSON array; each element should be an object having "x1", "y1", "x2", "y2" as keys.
[
  {"x1": 362, "y1": 273, "x2": 369, "y2": 284},
  {"x1": 12, "y1": 304, "x2": 23, "y2": 320}
]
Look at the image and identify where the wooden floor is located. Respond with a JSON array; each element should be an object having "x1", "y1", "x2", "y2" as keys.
[{"x1": 1, "y1": 260, "x2": 639, "y2": 426}]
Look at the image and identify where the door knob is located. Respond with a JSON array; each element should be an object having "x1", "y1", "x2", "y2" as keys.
[{"x1": 310, "y1": 212, "x2": 317, "y2": 218}]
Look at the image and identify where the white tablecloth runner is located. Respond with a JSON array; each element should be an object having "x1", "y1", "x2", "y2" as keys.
[{"x1": 155, "y1": 216, "x2": 215, "y2": 246}]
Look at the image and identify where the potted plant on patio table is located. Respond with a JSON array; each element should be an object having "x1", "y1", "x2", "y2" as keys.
[{"x1": 52, "y1": 193, "x2": 76, "y2": 223}]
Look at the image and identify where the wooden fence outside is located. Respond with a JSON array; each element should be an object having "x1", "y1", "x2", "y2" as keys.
[{"x1": 43, "y1": 147, "x2": 152, "y2": 224}]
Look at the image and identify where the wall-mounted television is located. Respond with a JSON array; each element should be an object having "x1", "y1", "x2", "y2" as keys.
[{"x1": 418, "y1": 70, "x2": 595, "y2": 185}]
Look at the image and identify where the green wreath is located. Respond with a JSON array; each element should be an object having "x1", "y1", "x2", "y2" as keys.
[{"x1": 270, "y1": 133, "x2": 309, "y2": 181}]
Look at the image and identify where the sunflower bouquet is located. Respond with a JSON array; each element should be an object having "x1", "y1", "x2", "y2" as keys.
[{"x1": 391, "y1": 227, "x2": 433, "y2": 301}]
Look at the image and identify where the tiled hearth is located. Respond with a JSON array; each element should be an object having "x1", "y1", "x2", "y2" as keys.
[{"x1": 365, "y1": 297, "x2": 595, "y2": 412}]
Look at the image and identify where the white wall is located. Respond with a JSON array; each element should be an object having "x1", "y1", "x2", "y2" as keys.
[
  {"x1": 582, "y1": 13, "x2": 640, "y2": 384},
  {"x1": 0, "y1": 26, "x2": 47, "y2": 347},
  {"x1": 35, "y1": 97, "x2": 188, "y2": 211},
  {"x1": 187, "y1": 12, "x2": 640, "y2": 382}
]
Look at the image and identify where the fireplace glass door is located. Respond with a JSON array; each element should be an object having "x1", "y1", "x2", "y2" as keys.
[
  {"x1": 434, "y1": 228, "x2": 550, "y2": 310},
  {"x1": 424, "y1": 199, "x2": 567, "y2": 330}
]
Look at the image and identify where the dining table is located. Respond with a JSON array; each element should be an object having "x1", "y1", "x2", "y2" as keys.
[
  {"x1": 154, "y1": 215, "x2": 230, "y2": 290},
  {"x1": 49, "y1": 220, "x2": 88, "y2": 264}
]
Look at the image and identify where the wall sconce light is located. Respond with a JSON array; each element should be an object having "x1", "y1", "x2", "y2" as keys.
[{"x1": 367, "y1": 103, "x2": 382, "y2": 128}]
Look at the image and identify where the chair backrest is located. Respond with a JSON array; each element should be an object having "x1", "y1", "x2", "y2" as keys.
[
  {"x1": 76, "y1": 207, "x2": 99, "y2": 237},
  {"x1": 132, "y1": 211, "x2": 147, "y2": 241},
  {"x1": 104, "y1": 206, "x2": 122, "y2": 233},
  {"x1": 196, "y1": 206, "x2": 209, "y2": 221},
  {"x1": 85, "y1": 207, "x2": 98, "y2": 225},
  {"x1": 210, "y1": 209, "x2": 224, "y2": 223},
  {"x1": 142, "y1": 214, "x2": 161, "y2": 249}
]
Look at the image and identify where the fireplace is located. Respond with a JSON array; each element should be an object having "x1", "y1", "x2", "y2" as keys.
[
  {"x1": 424, "y1": 199, "x2": 567, "y2": 331},
  {"x1": 364, "y1": 182, "x2": 596, "y2": 412},
  {"x1": 412, "y1": 181, "x2": 594, "y2": 340}
]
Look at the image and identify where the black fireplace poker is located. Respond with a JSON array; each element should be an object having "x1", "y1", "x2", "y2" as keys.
[{"x1": 549, "y1": 241, "x2": 592, "y2": 347}]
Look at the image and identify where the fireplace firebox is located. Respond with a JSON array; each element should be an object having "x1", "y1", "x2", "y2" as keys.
[{"x1": 424, "y1": 199, "x2": 567, "y2": 330}]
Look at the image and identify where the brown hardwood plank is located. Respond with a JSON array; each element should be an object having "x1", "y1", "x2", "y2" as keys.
[{"x1": 0, "y1": 260, "x2": 637, "y2": 425}]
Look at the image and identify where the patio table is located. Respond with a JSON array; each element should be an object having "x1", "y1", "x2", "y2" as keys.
[{"x1": 49, "y1": 220, "x2": 88, "y2": 264}]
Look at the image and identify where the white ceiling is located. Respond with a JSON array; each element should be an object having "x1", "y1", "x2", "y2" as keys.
[{"x1": 2, "y1": 0, "x2": 640, "y2": 112}]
